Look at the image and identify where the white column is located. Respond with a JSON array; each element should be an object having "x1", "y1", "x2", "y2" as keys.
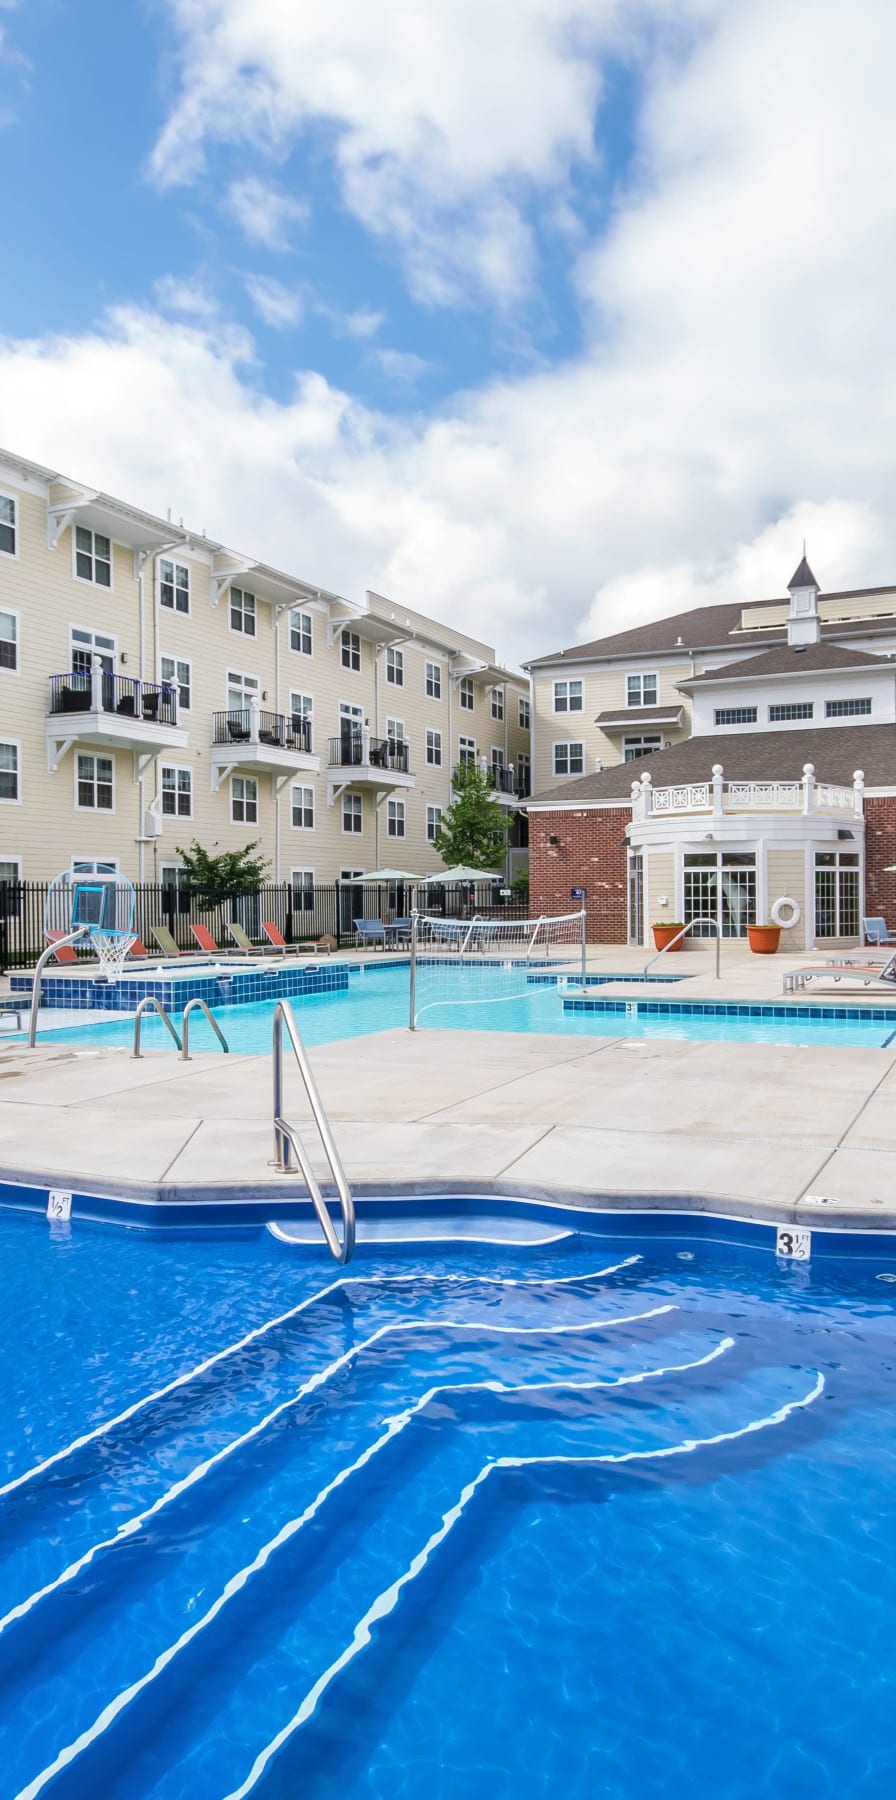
[
  {"x1": 640, "y1": 771, "x2": 653, "y2": 816},
  {"x1": 853, "y1": 768, "x2": 865, "y2": 817},
  {"x1": 90, "y1": 653, "x2": 104, "y2": 711},
  {"x1": 249, "y1": 692, "x2": 261, "y2": 744},
  {"x1": 712, "y1": 762, "x2": 724, "y2": 820},
  {"x1": 802, "y1": 761, "x2": 815, "y2": 815}
]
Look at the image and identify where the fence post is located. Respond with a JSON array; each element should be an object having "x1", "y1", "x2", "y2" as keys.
[
  {"x1": 334, "y1": 880, "x2": 342, "y2": 950},
  {"x1": 409, "y1": 910, "x2": 418, "y2": 1030}
]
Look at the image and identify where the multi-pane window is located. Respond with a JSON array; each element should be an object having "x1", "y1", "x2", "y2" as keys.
[
  {"x1": 425, "y1": 661, "x2": 442, "y2": 700},
  {"x1": 72, "y1": 627, "x2": 114, "y2": 674},
  {"x1": 230, "y1": 586, "x2": 256, "y2": 636},
  {"x1": 160, "y1": 656, "x2": 191, "y2": 710},
  {"x1": 0, "y1": 610, "x2": 17, "y2": 671},
  {"x1": 769, "y1": 702, "x2": 814, "y2": 722},
  {"x1": 0, "y1": 494, "x2": 15, "y2": 556},
  {"x1": 160, "y1": 559, "x2": 190, "y2": 614},
  {"x1": 458, "y1": 735, "x2": 477, "y2": 767},
  {"x1": 623, "y1": 735, "x2": 662, "y2": 761},
  {"x1": 161, "y1": 766, "x2": 192, "y2": 817},
  {"x1": 292, "y1": 869, "x2": 314, "y2": 912},
  {"x1": 553, "y1": 741, "x2": 584, "y2": 776},
  {"x1": 815, "y1": 852, "x2": 861, "y2": 938},
  {"x1": 231, "y1": 776, "x2": 258, "y2": 823},
  {"x1": 290, "y1": 610, "x2": 312, "y2": 655},
  {"x1": 554, "y1": 680, "x2": 583, "y2": 712},
  {"x1": 684, "y1": 851, "x2": 756, "y2": 939},
  {"x1": 626, "y1": 672, "x2": 658, "y2": 707},
  {"x1": 713, "y1": 707, "x2": 758, "y2": 726},
  {"x1": 386, "y1": 646, "x2": 404, "y2": 686},
  {"x1": 386, "y1": 717, "x2": 405, "y2": 749},
  {"x1": 77, "y1": 753, "x2": 113, "y2": 810},
  {"x1": 387, "y1": 798, "x2": 406, "y2": 838},
  {"x1": 426, "y1": 804, "x2": 443, "y2": 842},
  {"x1": 519, "y1": 696, "x2": 530, "y2": 730},
  {"x1": 291, "y1": 785, "x2": 315, "y2": 829},
  {"x1": 825, "y1": 697, "x2": 872, "y2": 718},
  {"x1": 341, "y1": 629, "x2": 361, "y2": 671},
  {"x1": 75, "y1": 526, "x2": 111, "y2": 587},
  {"x1": 491, "y1": 687, "x2": 504, "y2": 721},
  {"x1": 426, "y1": 729, "x2": 442, "y2": 766},
  {"x1": 343, "y1": 792, "x2": 363, "y2": 834},
  {"x1": 290, "y1": 692, "x2": 313, "y2": 750},
  {"x1": 227, "y1": 670, "x2": 259, "y2": 710},
  {"x1": 459, "y1": 676, "x2": 474, "y2": 710},
  {"x1": 0, "y1": 742, "x2": 19, "y2": 802},
  {"x1": 517, "y1": 753, "x2": 531, "y2": 796}
]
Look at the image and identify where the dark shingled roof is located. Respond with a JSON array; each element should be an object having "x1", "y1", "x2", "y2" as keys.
[
  {"x1": 527, "y1": 723, "x2": 896, "y2": 807},
  {"x1": 788, "y1": 556, "x2": 819, "y2": 590},
  {"x1": 678, "y1": 642, "x2": 894, "y2": 687},
  {"x1": 594, "y1": 704, "x2": 683, "y2": 725}
]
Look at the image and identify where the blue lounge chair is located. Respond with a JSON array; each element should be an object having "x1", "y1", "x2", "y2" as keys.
[
  {"x1": 863, "y1": 916, "x2": 896, "y2": 944},
  {"x1": 355, "y1": 918, "x2": 387, "y2": 950}
]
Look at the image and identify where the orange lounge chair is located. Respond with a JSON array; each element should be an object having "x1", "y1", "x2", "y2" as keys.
[
  {"x1": 45, "y1": 930, "x2": 81, "y2": 965},
  {"x1": 189, "y1": 923, "x2": 241, "y2": 957},
  {"x1": 262, "y1": 920, "x2": 333, "y2": 955}
]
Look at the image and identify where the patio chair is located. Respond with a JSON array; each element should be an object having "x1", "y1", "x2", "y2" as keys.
[
  {"x1": 150, "y1": 925, "x2": 189, "y2": 959},
  {"x1": 190, "y1": 923, "x2": 241, "y2": 957},
  {"x1": 783, "y1": 950, "x2": 896, "y2": 994},
  {"x1": 45, "y1": 930, "x2": 82, "y2": 965},
  {"x1": 863, "y1": 917, "x2": 896, "y2": 945},
  {"x1": 262, "y1": 919, "x2": 334, "y2": 956},
  {"x1": 355, "y1": 918, "x2": 387, "y2": 951},
  {"x1": 228, "y1": 921, "x2": 282, "y2": 956},
  {"x1": 390, "y1": 917, "x2": 413, "y2": 947}
]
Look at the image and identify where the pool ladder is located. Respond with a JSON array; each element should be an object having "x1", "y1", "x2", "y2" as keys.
[
  {"x1": 270, "y1": 999, "x2": 355, "y2": 1264},
  {"x1": 131, "y1": 996, "x2": 230, "y2": 1060}
]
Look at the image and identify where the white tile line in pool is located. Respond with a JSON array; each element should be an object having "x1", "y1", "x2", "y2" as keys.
[
  {"x1": 0, "y1": 1303, "x2": 670, "y2": 1642},
  {"x1": 15, "y1": 1328, "x2": 722, "y2": 1800},
  {"x1": 0, "y1": 1256, "x2": 639, "y2": 1502},
  {"x1": 221, "y1": 1369, "x2": 826, "y2": 1800},
  {"x1": 269, "y1": 1221, "x2": 579, "y2": 1246}
]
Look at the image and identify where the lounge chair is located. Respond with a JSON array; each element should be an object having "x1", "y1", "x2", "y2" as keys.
[
  {"x1": 228, "y1": 921, "x2": 282, "y2": 956},
  {"x1": 863, "y1": 916, "x2": 896, "y2": 945},
  {"x1": 262, "y1": 919, "x2": 334, "y2": 956},
  {"x1": 151, "y1": 925, "x2": 190, "y2": 959},
  {"x1": 190, "y1": 923, "x2": 243, "y2": 957},
  {"x1": 355, "y1": 918, "x2": 387, "y2": 950},
  {"x1": 784, "y1": 950, "x2": 896, "y2": 994},
  {"x1": 45, "y1": 930, "x2": 82, "y2": 965}
]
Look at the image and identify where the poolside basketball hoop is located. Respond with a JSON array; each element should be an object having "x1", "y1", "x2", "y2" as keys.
[
  {"x1": 87, "y1": 926, "x2": 138, "y2": 980},
  {"x1": 44, "y1": 869, "x2": 138, "y2": 980}
]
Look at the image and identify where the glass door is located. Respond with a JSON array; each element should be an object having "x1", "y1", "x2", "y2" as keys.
[{"x1": 684, "y1": 852, "x2": 755, "y2": 938}]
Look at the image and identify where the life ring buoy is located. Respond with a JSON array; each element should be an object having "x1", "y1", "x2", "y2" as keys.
[{"x1": 771, "y1": 895, "x2": 800, "y2": 929}]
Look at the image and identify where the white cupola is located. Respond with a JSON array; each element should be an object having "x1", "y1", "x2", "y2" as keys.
[{"x1": 786, "y1": 554, "x2": 821, "y2": 647}]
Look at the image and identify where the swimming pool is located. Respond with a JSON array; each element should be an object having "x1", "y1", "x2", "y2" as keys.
[
  {"x1": 38, "y1": 960, "x2": 896, "y2": 1049},
  {"x1": 2, "y1": 1207, "x2": 895, "y2": 1798}
]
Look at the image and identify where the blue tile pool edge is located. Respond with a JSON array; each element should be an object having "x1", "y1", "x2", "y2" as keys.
[{"x1": 2, "y1": 1172, "x2": 895, "y2": 1254}]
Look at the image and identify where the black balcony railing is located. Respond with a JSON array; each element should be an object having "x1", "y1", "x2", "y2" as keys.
[
  {"x1": 453, "y1": 761, "x2": 520, "y2": 799},
  {"x1": 48, "y1": 672, "x2": 178, "y2": 726},
  {"x1": 328, "y1": 734, "x2": 410, "y2": 774},
  {"x1": 212, "y1": 710, "x2": 313, "y2": 752}
]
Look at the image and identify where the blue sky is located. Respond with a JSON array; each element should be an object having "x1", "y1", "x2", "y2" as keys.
[{"x1": 1, "y1": 2, "x2": 895, "y2": 664}]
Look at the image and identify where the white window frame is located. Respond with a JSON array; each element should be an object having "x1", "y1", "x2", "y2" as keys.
[
  {"x1": 623, "y1": 734, "x2": 662, "y2": 762},
  {"x1": 0, "y1": 739, "x2": 21, "y2": 805},
  {"x1": 229, "y1": 585, "x2": 257, "y2": 638},
  {"x1": 517, "y1": 751, "x2": 531, "y2": 793},
  {"x1": 386, "y1": 646, "x2": 404, "y2": 687},
  {"x1": 491, "y1": 745, "x2": 505, "y2": 770},
  {"x1": 291, "y1": 868, "x2": 315, "y2": 912},
  {"x1": 458, "y1": 734, "x2": 477, "y2": 767},
  {"x1": 160, "y1": 763, "x2": 193, "y2": 819},
  {"x1": 713, "y1": 707, "x2": 758, "y2": 727},
  {"x1": 341, "y1": 629, "x2": 361, "y2": 672},
  {"x1": 825, "y1": 697, "x2": 872, "y2": 718},
  {"x1": 426, "y1": 728, "x2": 442, "y2": 766},
  {"x1": 75, "y1": 750, "x2": 115, "y2": 813},
  {"x1": 289, "y1": 691, "x2": 314, "y2": 751},
  {"x1": 71, "y1": 626, "x2": 116, "y2": 674},
  {"x1": 291, "y1": 784, "x2": 315, "y2": 830},
  {"x1": 425, "y1": 660, "x2": 442, "y2": 700},
  {"x1": 73, "y1": 525, "x2": 113, "y2": 589},
  {"x1": 490, "y1": 686, "x2": 504, "y2": 721},
  {"x1": 227, "y1": 669, "x2": 259, "y2": 709},
  {"x1": 231, "y1": 775, "x2": 259, "y2": 823},
  {"x1": 519, "y1": 696, "x2": 530, "y2": 730},
  {"x1": 553, "y1": 740, "x2": 584, "y2": 776},
  {"x1": 290, "y1": 609, "x2": 313, "y2": 656},
  {"x1": 626, "y1": 671, "x2": 658, "y2": 708},
  {"x1": 160, "y1": 655, "x2": 191, "y2": 712},
  {"x1": 768, "y1": 702, "x2": 814, "y2": 723},
  {"x1": 342, "y1": 791, "x2": 363, "y2": 834},
  {"x1": 159, "y1": 557, "x2": 190, "y2": 616},
  {"x1": 0, "y1": 489, "x2": 18, "y2": 560},
  {"x1": 387, "y1": 798, "x2": 406, "y2": 838},
  {"x1": 0, "y1": 606, "x2": 19, "y2": 675},
  {"x1": 426, "y1": 803, "x2": 443, "y2": 843},
  {"x1": 0, "y1": 855, "x2": 22, "y2": 885},
  {"x1": 553, "y1": 679, "x2": 583, "y2": 713},
  {"x1": 458, "y1": 676, "x2": 474, "y2": 711}
]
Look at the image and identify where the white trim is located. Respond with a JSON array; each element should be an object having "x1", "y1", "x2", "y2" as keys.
[
  {"x1": 158, "y1": 554, "x2": 191, "y2": 618},
  {"x1": 387, "y1": 796, "x2": 406, "y2": 838},
  {"x1": 552, "y1": 678, "x2": 583, "y2": 713},
  {"x1": 72, "y1": 523, "x2": 114, "y2": 591},
  {"x1": 290, "y1": 783, "x2": 315, "y2": 831},
  {"x1": 230, "y1": 774, "x2": 259, "y2": 824},
  {"x1": 340, "y1": 628, "x2": 362, "y2": 673},
  {"x1": 160, "y1": 653, "x2": 192, "y2": 712},
  {"x1": 73, "y1": 749, "x2": 115, "y2": 814},
  {"x1": 342, "y1": 791, "x2": 364, "y2": 833},
  {"x1": 0, "y1": 604, "x2": 20, "y2": 676},
  {"x1": 0, "y1": 853, "x2": 22, "y2": 881},
  {"x1": 425, "y1": 802, "x2": 443, "y2": 842},
  {"x1": 425, "y1": 728, "x2": 443, "y2": 766},
  {"x1": 0, "y1": 737, "x2": 22, "y2": 806},
  {"x1": 424, "y1": 659, "x2": 443, "y2": 701},
  {"x1": 290, "y1": 866, "x2": 315, "y2": 912},
  {"x1": 551, "y1": 739, "x2": 585, "y2": 777},
  {"x1": 289, "y1": 608, "x2": 314, "y2": 657},
  {"x1": 228, "y1": 584, "x2": 257, "y2": 640},
  {"x1": 159, "y1": 762, "x2": 193, "y2": 822},
  {"x1": 70, "y1": 623, "x2": 117, "y2": 671},
  {"x1": 625, "y1": 669, "x2": 659, "y2": 708},
  {"x1": 0, "y1": 488, "x2": 19, "y2": 561}
]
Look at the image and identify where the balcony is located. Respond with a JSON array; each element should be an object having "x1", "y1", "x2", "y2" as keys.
[
  {"x1": 453, "y1": 759, "x2": 525, "y2": 805},
  {"x1": 210, "y1": 707, "x2": 319, "y2": 790},
  {"x1": 46, "y1": 668, "x2": 187, "y2": 773},
  {"x1": 327, "y1": 732, "x2": 414, "y2": 803},
  {"x1": 629, "y1": 760, "x2": 865, "y2": 844}
]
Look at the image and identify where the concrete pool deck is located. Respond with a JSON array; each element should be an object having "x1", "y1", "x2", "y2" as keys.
[{"x1": 2, "y1": 936, "x2": 896, "y2": 1230}]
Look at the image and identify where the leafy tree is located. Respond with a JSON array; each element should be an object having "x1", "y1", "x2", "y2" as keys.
[
  {"x1": 175, "y1": 839, "x2": 270, "y2": 906},
  {"x1": 433, "y1": 763, "x2": 512, "y2": 871}
]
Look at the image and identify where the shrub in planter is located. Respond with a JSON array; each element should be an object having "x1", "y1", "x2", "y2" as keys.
[
  {"x1": 652, "y1": 921, "x2": 685, "y2": 951},
  {"x1": 747, "y1": 923, "x2": 781, "y2": 955}
]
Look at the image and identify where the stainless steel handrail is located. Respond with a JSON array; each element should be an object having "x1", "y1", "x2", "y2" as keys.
[
  {"x1": 27, "y1": 925, "x2": 91, "y2": 1047},
  {"x1": 180, "y1": 997, "x2": 230, "y2": 1060},
  {"x1": 271, "y1": 999, "x2": 355, "y2": 1263},
  {"x1": 643, "y1": 914, "x2": 721, "y2": 979},
  {"x1": 132, "y1": 995, "x2": 182, "y2": 1058}
]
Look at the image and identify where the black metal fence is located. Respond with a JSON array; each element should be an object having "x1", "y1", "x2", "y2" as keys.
[{"x1": 0, "y1": 879, "x2": 528, "y2": 970}]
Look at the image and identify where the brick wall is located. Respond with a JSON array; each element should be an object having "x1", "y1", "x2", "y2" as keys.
[
  {"x1": 529, "y1": 804, "x2": 631, "y2": 943},
  {"x1": 863, "y1": 795, "x2": 896, "y2": 923}
]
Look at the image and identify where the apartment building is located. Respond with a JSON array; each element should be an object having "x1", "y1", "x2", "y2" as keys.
[{"x1": 0, "y1": 449, "x2": 530, "y2": 895}]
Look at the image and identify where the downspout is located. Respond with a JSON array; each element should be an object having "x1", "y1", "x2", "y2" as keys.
[
  {"x1": 273, "y1": 607, "x2": 281, "y2": 882},
  {"x1": 137, "y1": 557, "x2": 146, "y2": 883},
  {"x1": 373, "y1": 643, "x2": 381, "y2": 870}
]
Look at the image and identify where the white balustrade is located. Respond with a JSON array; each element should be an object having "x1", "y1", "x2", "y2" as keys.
[
  {"x1": 631, "y1": 763, "x2": 864, "y2": 823},
  {"x1": 651, "y1": 782, "x2": 711, "y2": 813},
  {"x1": 724, "y1": 781, "x2": 802, "y2": 810},
  {"x1": 815, "y1": 782, "x2": 855, "y2": 811}
]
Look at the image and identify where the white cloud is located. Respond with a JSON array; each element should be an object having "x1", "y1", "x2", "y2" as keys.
[
  {"x1": 371, "y1": 347, "x2": 430, "y2": 387},
  {"x1": 226, "y1": 176, "x2": 309, "y2": 250},
  {"x1": 243, "y1": 274, "x2": 303, "y2": 329},
  {"x1": 342, "y1": 308, "x2": 383, "y2": 341},
  {"x1": 153, "y1": 274, "x2": 218, "y2": 317}
]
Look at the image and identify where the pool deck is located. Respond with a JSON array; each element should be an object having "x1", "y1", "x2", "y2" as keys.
[{"x1": 2, "y1": 942, "x2": 896, "y2": 1232}]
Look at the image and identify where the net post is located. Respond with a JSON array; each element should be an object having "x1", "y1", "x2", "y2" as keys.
[
  {"x1": 580, "y1": 908, "x2": 586, "y2": 986},
  {"x1": 409, "y1": 909, "x2": 418, "y2": 1030}
]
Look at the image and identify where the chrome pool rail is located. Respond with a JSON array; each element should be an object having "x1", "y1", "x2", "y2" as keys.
[
  {"x1": 271, "y1": 999, "x2": 355, "y2": 1264},
  {"x1": 180, "y1": 997, "x2": 230, "y2": 1061},
  {"x1": 26, "y1": 924, "x2": 91, "y2": 1047},
  {"x1": 643, "y1": 915, "x2": 721, "y2": 979},
  {"x1": 131, "y1": 996, "x2": 182, "y2": 1058}
]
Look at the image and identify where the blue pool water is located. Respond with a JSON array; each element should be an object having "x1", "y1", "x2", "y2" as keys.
[
  {"x1": 37, "y1": 961, "x2": 896, "y2": 1050},
  {"x1": 1, "y1": 1209, "x2": 895, "y2": 1798}
]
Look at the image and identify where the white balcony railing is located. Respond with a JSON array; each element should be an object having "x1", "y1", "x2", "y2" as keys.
[{"x1": 631, "y1": 762, "x2": 864, "y2": 823}]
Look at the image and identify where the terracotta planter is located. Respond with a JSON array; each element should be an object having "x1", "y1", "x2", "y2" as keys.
[
  {"x1": 747, "y1": 924, "x2": 781, "y2": 955},
  {"x1": 652, "y1": 924, "x2": 684, "y2": 952}
]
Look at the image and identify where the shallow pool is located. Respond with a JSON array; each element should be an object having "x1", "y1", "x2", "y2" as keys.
[{"x1": 2, "y1": 1209, "x2": 895, "y2": 1798}]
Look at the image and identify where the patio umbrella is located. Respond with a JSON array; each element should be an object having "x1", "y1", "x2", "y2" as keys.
[
  {"x1": 421, "y1": 865, "x2": 500, "y2": 883},
  {"x1": 362, "y1": 868, "x2": 419, "y2": 882}
]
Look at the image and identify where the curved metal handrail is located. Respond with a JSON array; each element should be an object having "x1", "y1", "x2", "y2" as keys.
[
  {"x1": 271, "y1": 999, "x2": 355, "y2": 1263},
  {"x1": 131, "y1": 995, "x2": 182, "y2": 1058},
  {"x1": 27, "y1": 925, "x2": 91, "y2": 1047},
  {"x1": 643, "y1": 914, "x2": 721, "y2": 979},
  {"x1": 180, "y1": 997, "x2": 230, "y2": 1060}
]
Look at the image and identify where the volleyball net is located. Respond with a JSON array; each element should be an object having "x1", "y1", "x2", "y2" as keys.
[{"x1": 408, "y1": 908, "x2": 586, "y2": 1029}]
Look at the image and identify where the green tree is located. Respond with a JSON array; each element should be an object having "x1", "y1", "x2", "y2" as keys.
[
  {"x1": 433, "y1": 763, "x2": 511, "y2": 871},
  {"x1": 175, "y1": 839, "x2": 270, "y2": 906}
]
